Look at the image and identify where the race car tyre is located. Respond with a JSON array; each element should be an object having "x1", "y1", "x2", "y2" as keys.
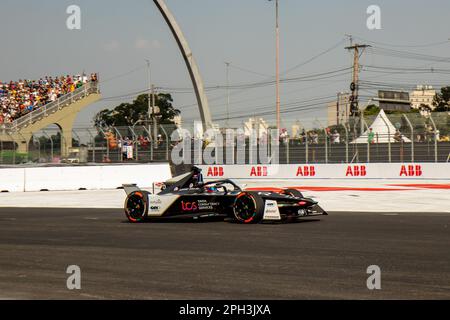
[
  {"x1": 282, "y1": 188, "x2": 304, "y2": 199},
  {"x1": 124, "y1": 191, "x2": 149, "y2": 223},
  {"x1": 233, "y1": 192, "x2": 265, "y2": 224}
]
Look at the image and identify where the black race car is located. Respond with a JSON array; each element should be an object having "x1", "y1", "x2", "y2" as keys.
[{"x1": 123, "y1": 167, "x2": 327, "y2": 224}]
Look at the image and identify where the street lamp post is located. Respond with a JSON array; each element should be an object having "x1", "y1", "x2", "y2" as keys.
[
  {"x1": 145, "y1": 59, "x2": 158, "y2": 147},
  {"x1": 145, "y1": 59, "x2": 152, "y2": 126},
  {"x1": 225, "y1": 62, "x2": 231, "y2": 127}
]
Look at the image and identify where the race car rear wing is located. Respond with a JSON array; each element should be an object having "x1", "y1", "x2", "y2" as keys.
[{"x1": 122, "y1": 184, "x2": 141, "y2": 196}]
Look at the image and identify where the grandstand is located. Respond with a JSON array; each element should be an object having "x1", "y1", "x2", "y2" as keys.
[{"x1": 0, "y1": 75, "x2": 101, "y2": 157}]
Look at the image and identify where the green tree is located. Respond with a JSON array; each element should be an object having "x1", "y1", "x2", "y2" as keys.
[
  {"x1": 433, "y1": 86, "x2": 450, "y2": 112},
  {"x1": 363, "y1": 104, "x2": 380, "y2": 116},
  {"x1": 94, "y1": 93, "x2": 180, "y2": 128}
]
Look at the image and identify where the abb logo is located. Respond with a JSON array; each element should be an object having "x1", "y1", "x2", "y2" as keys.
[
  {"x1": 250, "y1": 166, "x2": 268, "y2": 177},
  {"x1": 207, "y1": 166, "x2": 224, "y2": 177},
  {"x1": 346, "y1": 165, "x2": 367, "y2": 177},
  {"x1": 181, "y1": 201, "x2": 198, "y2": 211},
  {"x1": 296, "y1": 166, "x2": 316, "y2": 177},
  {"x1": 400, "y1": 165, "x2": 423, "y2": 177}
]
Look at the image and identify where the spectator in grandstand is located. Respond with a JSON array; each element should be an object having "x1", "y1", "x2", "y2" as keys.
[
  {"x1": 425, "y1": 125, "x2": 434, "y2": 142},
  {"x1": 157, "y1": 134, "x2": 163, "y2": 145},
  {"x1": 138, "y1": 135, "x2": 150, "y2": 149},
  {"x1": 368, "y1": 128, "x2": 375, "y2": 144},
  {"x1": 102, "y1": 155, "x2": 112, "y2": 163},
  {"x1": 309, "y1": 131, "x2": 319, "y2": 145},
  {"x1": 300, "y1": 129, "x2": 306, "y2": 144},
  {"x1": 394, "y1": 130, "x2": 402, "y2": 143},
  {"x1": 279, "y1": 129, "x2": 289, "y2": 144},
  {"x1": 331, "y1": 130, "x2": 340, "y2": 144},
  {"x1": 0, "y1": 73, "x2": 98, "y2": 124},
  {"x1": 90, "y1": 73, "x2": 98, "y2": 82},
  {"x1": 121, "y1": 137, "x2": 134, "y2": 161}
]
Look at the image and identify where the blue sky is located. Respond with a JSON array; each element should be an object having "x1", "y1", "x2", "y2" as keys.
[{"x1": 1, "y1": 0, "x2": 450, "y2": 129}]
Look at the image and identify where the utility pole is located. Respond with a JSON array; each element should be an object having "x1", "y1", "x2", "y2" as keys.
[
  {"x1": 225, "y1": 62, "x2": 231, "y2": 127},
  {"x1": 269, "y1": 0, "x2": 281, "y2": 130},
  {"x1": 345, "y1": 42, "x2": 371, "y2": 134},
  {"x1": 275, "y1": 0, "x2": 280, "y2": 131},
  {"x1": 336, "y1": 92, "x2": 340, "y2": 126}
]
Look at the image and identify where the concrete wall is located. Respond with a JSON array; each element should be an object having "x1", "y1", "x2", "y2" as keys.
[{"x1": 0, "y1": 163, "x2": 171, "y2": 192}]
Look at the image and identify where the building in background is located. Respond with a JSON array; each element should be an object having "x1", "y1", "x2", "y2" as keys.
[
  {"x1": 378, "y1": 90, "x2": 411, "y2": 112},
  {"x1": 327, "y1": 92, "x2": 350, "y2": 127},
  {"x1": 173, "y1": 114, "x2": 183, "y2": 127},
  {"x1": 410, "y1": 85, "x2": 436, "y2": 110},
  {"x1": 244, "y1": 117, "x2": 268, "y2": 138},
  {"x1": 291, "y1": 121, "x2": 301, "y2": 139}
]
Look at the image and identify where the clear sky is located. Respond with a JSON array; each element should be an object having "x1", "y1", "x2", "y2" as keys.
[{"x1": 1, "y1": 0, "x2": 450, "y2": 129}]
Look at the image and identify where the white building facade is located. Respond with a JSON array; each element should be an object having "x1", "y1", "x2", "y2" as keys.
[{"x1": 410, "y1": 85, "x2": 436, "y2": 110}]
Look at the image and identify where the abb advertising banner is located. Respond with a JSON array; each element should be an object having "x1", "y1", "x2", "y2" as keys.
[{"x1": 199, "y1": 163, "x2": 450, "y2": 180}]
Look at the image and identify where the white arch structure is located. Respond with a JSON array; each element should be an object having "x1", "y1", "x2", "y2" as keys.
[{"x1": 153, "y1": 0, "x2": 213, "y2": 129}]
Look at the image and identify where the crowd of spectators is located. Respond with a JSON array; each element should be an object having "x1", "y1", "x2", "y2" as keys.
[
  {"x1": 0, "y1": 73, "x2": 98, "y2": 124},
  {"x1": 103, "y1": 131, "x2": 164, "y2": 162}
]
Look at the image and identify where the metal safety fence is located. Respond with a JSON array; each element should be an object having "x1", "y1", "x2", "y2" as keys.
[{"x1": 0, "y1": 112, "x2": 449, "y2": 165}]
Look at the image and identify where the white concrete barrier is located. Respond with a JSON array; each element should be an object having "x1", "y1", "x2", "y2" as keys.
[
  {"x1": 25, "y1": 167, "x2": 101, "y2": 191},
  {"x1": 199, "y1": 163, "x2": 450, "y2": 180},
  {"x1": 99, "y1": 164, "x2": 171, "y2": 190},
  {"x1": 0, "y1": 168, "x2": 25, "y2": 192},
  {"x1": 0, "y1": 163, "x2": 172, "y2": 192}
]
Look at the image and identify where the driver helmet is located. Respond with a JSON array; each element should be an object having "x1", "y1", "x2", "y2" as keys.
[{"x1": 206, "y1": 186, "x2": 218, "y2": 193}]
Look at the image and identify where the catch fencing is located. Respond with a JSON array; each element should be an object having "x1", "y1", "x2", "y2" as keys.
[{"x1": 0, "y1": 112, "x2": 449, "y2": 165}]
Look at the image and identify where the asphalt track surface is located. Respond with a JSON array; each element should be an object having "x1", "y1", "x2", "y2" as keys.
[{"x1": 0, "y1": 208, "x2": 449, "y2": 299}]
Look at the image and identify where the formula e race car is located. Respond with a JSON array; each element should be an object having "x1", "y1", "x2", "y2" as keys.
[{"x1": 123, "y1": 167, "x2": 327, "y2": 224}]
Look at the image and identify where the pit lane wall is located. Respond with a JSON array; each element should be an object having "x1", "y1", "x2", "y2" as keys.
[
  {"x1": 199, "y1": 163, "x2": 450, "y2": 180},
  {"x1": 0, "y1": 163, "x2": 171, "y2": 192}
]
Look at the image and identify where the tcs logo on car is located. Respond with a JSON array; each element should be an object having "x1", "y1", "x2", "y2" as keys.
[{"x1": 181, "y1": 201, "x2": 198, "y2": 211}]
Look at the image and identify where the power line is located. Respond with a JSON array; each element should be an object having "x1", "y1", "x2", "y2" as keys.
[
  {"x1": 174, "y1": 76, "x2": 350, "y2": 111},
  {"x1": 100, "y1": 88, "x2": 148, "y2": 101},
  {"x1": 158, "y1": 40, "x2": 350, "y2": 107},
  {"x1": 228, "y1": 63, "x2": 273, "y2": 78},
  {"x1": 213, "y1": 98, "x2": 335, "y2": 121},
  {"x1": 158, "y1": 67, "x2": 352, "y2": 92},
  {"x1": 211, "y1": 95, "x2": 336, "y2": 119},
  {"x1": 362, "y1": 65, "x2": 450, "y2": 75},
  {"x1": 352, "y1": 36, "x2": 450, "y2": 48},
  {"x1": 99, "y1": 65, "x2": 147, "y2": 84},
  {"x1": 368, "y1": 46, "x2": 450, "y2": 64},
  {"x1": 281, "y1": 38, "x2": 347, "y2": 75}
]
